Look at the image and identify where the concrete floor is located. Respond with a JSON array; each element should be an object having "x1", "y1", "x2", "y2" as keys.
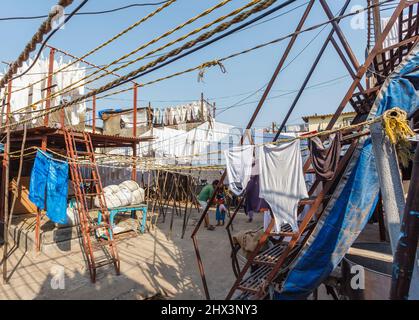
[
  {"x1": 0, "y1": 205, "x2": 389, "y2": 300},
  {"x1": 0, "y1": 208, "x2": 260, "y2": 300}
]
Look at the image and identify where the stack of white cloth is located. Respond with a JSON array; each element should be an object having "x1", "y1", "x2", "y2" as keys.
[{"x1": 94, "y1": 180, "x2": 145, "y2": 208}]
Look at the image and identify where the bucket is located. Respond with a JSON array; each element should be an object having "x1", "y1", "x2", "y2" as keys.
[{"x1": 341, "y1": 242, "x2": 393, "y2": 300}]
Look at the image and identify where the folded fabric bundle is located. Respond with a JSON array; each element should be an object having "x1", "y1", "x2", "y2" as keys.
[{"x1": 309, "y1": 132, "x2": 342, "y2": 181}]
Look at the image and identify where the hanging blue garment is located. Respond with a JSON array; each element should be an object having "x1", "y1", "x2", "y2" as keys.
[
  {"x1": 46, "y1": 159, "x2": 69, "y2": 225},
  {"x1": 29, "y1": 150, "x2": 69, "y2": 224},
  {"x1": 29, "y1": 150, "x2": 50, "y2": 210}
]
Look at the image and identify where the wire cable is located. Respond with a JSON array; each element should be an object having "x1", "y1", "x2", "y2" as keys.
[
  {"x1": 9, "y1": 0, "x2": 89, "y2": 81},
  {"x1": 0, "y1": 1, "x2": 171, "y2": 21}
]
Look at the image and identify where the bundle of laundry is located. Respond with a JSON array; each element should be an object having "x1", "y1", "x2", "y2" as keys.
[
  {"x1": 94, "y1": 180, "x2": 145, "y2": 208},
  {"x1": 29, "y1": 150, "x2": 69, "y2": 225}
]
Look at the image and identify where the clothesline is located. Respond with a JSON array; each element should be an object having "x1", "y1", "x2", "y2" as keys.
[{"x1": 5, "y1": 107, "x2": 412, "y2": 173}]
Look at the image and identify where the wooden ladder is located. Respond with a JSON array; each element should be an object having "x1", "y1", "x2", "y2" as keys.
[{"x1": 63, "y1": 128, "x2": 120, "y2": 282}]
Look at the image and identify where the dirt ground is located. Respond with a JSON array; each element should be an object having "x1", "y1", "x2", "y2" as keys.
[{"x1": 0, "y1": 208, "x2": 262, "y2": 300}]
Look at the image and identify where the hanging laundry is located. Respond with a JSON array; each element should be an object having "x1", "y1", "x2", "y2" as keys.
[
  {"x1": 309, "y1": 132, "x2": 342, "y2": 181},
  {"x1": 180, "y1": 105, "x2": 187, "y2": 123},
  {"x1": 186, "y1": 104, "x2": 192, "y2": 121},
  {"x1": 29, "y1": 150, "x2": 50, "y2": 210},
  {"x1": 245, "y1": 174, "x2": 270, "y2": 214},
  {"x1": 46, "y1": 159, "x2": 69, "y2": 224},
  {"x1": 29, "y1": 150, "x2": 69, "y2": 224},
  {"x1": 163, "y1": 108, "x2": 169, "y2": 125},
  {"x1": 224, "y1": 145, "x2": 254, "y2": 196},
  {"x1": 258, "y1": 140, "x2": 308, "y2": 232}
]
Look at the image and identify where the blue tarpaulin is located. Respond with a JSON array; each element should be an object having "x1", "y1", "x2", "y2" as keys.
[
  {"x1": 46, "y1": 158, "x2": 69, "y2": 225},
  {"x1": 277, "y1": 45, "x2": 419, "y2": 300},
  {"x1": 29, "y1": 150, "x2": 69, "y2": 224},
  {"x1": 29, "y1": 150, "x2": 50, "y2": 210}
]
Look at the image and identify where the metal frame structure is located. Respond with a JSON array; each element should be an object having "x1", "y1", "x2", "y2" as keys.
[{"x1": 191, "y1": 0, "x2": 419, "y2": 300}]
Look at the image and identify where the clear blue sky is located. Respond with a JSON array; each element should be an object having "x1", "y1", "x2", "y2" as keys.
[{"x1": 0, "y1": 0, "x2": 394, "y2": 129}]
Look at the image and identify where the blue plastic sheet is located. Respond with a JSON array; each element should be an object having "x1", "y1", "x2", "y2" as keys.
[
  {"x1": 46, "y1": 159, "x2": 69, "y2": 225},
  {"x1": 29, "y1": 150, "x2": 50, "y2": 210},
  {"x1": 29, "y1": 150, "x2": 69, "y2": 224},
  {"x1": 277, "y1": 45, "x2": 419, "y2": 300}
]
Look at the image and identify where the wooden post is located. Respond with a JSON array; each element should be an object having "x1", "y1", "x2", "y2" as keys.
[
  {"x1": 45, "y1": 47, "x2": 55, "y2": 128},
  {"x1": 2, "y1": 80, "x2": 12, "y2": 283},
  {"x1": 92, "y1": 95, "x2": 96, "y2": 134}
]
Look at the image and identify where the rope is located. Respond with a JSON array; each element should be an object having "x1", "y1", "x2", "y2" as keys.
[
  {"x1": 17, "y1": 0, "x2": 262, "y2": 111},
  {"x1": 0, "y1": 0, "x2": 74, "y2": 89},
  {"x1": 4, "y1": 0, "x2": 279, "y2": 128},
  {"x1": 382, "y1": 107, "x2": 415, "y2": 168},
  {"x1": 382, "y1": 107, "x2": 415, "y2": 144},
  {"x1": 56, "y1": 0, "x2": 397, "y2": 103},
  {"x1": 8, "y1": 0, "x2": 178, "y2": 95},
  {"x1": 4, "y1": 0, "x2": 398, "y2": 128}
]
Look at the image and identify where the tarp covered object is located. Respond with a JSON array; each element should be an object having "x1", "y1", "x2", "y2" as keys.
[{"x1": 277, "y1": 44, "x2": 419, "y2": 300}]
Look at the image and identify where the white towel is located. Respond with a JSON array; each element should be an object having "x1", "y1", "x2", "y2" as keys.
[
  {"x1": 224, "y1": 145, "x2": 254, "y2": 196},
  {"x1": 258, "y1": 140, "x2": 308, "y2": 232}
]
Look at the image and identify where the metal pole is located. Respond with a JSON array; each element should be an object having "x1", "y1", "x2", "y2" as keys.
[
  {"x1": 325, "y1": 0, "x2": 410, "y2": 130},
  {"x1": 319, "y1": 0, "x2": 361, "y2": 70},
  {"x1": 133, "y1": 84, "x2": 138, "y2": 137},
  {"x1": 390, "y1": 143, "x2": 419, "y2": 300},
  {"x1": 45, "y1": 47, "x2": 55, "y2": 127},
  {"x1": 274, "y1": 0, "x2": 352, "y2": 140},
  {"x1": 2, "y1": 80, "x2": 12, "y2": 283},
  {"x1": 92, "y1": 95, "x2": 96, "y2": 134}
]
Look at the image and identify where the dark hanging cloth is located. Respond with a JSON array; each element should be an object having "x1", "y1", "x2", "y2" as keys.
[
  {"x1": 309, "y1": 132, "x2": 342, "y2": 181},
  {"x1": 245, "y1": 175, "x2": 270, "y2": 213}
]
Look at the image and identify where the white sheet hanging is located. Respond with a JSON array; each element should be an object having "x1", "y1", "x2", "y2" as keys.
[
  {"x1": 224, "y1": 145, "x2": 254, "y2": 196},
  {"x1": 258, "y1": 140, "x2": 308, "y2": 232}
]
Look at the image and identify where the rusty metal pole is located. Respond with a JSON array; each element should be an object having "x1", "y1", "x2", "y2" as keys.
[
  {"x1": 274, "y1": 0, "x2": 352, "y2": 140},
  {"x1": 2, "y1": 80, "x2": 12, "y2": 283},
  {"x1": 319, "y1": 0, "x2": 361, "y2": 70},
  {"x1": 325, "y1": 0, "x2": 411, "y2": 130},
  {"x1": 132, "y1": 84, "x2": 138, "y2": 181},
  {"x1": 45, "y1": 47, "x2": 55, "y2": 128},
  {"x1": 133, "y1": 84, "x2": 138, "y2": 137},
  {"x1": 191, "y1": 0, "x2": 316, "y2": 300},
  {"x1": 92, "y1": 95, "x2": 96, "y2": 134},
  {"x1": 390, "y1": 143, "x2": 419, "y2": 300}
]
